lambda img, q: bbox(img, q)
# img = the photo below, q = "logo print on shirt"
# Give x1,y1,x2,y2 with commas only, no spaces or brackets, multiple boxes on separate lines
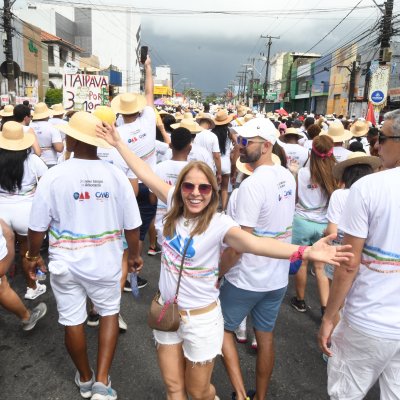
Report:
73,192,90,200
307,184,318,190
166,234,195,258
95,192,110,201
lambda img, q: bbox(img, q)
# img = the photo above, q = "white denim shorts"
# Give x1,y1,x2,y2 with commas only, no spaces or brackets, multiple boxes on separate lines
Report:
153,301,224,363
0,201,32,236
50,268,120,326
328,319,400,400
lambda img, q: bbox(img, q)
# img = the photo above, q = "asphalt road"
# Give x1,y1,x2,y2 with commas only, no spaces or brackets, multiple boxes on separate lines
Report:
0,243,379,400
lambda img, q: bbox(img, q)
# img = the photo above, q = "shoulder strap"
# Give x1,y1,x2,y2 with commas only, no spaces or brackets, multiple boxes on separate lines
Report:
174,236,193,299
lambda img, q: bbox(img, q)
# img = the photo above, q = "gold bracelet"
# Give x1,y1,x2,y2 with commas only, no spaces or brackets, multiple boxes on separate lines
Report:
25,251,40,261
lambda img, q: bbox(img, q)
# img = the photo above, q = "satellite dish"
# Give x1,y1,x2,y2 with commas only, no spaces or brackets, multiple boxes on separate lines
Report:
0,61,21,79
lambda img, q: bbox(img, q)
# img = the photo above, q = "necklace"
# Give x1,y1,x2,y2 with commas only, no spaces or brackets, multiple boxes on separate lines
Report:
183,216,198,227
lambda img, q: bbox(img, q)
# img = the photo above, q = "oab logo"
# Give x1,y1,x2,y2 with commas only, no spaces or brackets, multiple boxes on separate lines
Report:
73,192,90,201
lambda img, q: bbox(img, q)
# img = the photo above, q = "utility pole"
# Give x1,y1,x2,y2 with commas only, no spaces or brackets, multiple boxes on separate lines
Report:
3,0,16,93
249,58,255,109
260,35,280,112
379,0,394,63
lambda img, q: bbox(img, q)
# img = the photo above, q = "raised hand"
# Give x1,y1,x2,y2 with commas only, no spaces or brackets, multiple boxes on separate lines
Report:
96,122,121,147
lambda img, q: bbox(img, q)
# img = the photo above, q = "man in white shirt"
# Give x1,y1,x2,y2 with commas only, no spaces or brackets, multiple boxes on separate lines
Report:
319,109,400,400
219,118,296,400
26,111,142,400
0,219,47,331
111,55,156,290
150,127,191,244
277,127,309,167
321,122,352,162
13,104,41,156
195,113,222,182
31,102,64,167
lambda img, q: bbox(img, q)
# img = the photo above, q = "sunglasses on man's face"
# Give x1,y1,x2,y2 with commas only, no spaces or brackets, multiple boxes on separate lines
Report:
181,182,212,195
236,136,264,147
378,130,400,144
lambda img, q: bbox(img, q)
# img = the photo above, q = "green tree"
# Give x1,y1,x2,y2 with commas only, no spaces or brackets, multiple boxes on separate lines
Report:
205,92,218,104
45,88,63,106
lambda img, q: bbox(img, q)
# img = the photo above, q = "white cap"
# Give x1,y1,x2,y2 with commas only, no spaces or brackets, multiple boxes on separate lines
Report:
234,117,278,144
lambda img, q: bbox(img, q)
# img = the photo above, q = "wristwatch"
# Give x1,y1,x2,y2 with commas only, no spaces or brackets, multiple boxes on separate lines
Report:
25,251,40,261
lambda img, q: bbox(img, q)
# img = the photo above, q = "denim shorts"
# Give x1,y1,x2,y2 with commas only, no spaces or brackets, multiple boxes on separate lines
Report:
292,214,327,246
153,302,224,363
137,183,157,241
220,279,287,332
50,268,120,326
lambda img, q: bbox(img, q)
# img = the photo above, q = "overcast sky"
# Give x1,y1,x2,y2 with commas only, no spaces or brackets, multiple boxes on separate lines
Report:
16,0,400,94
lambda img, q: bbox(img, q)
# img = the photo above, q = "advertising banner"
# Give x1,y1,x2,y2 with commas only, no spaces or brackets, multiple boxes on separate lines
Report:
63,74,109,111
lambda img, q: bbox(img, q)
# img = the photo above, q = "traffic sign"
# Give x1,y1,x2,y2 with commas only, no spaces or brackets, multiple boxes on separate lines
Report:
370,90,385,104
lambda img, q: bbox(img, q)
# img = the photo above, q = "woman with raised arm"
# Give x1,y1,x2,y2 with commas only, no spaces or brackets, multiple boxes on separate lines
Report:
96,122,352,400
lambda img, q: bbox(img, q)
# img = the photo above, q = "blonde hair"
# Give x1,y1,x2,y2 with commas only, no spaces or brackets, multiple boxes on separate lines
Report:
310,135,338,199
163,161,219,238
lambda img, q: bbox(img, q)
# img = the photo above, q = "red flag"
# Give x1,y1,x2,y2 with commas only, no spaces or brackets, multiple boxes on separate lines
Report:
366,102,376,126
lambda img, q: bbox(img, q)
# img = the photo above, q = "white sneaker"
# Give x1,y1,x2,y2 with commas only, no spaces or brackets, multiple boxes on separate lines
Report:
251,335,258,350
24,282,47,300
234,327,247,343
118,314,127,332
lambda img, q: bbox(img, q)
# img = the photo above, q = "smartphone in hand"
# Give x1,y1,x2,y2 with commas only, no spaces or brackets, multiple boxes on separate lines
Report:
140,46,148,64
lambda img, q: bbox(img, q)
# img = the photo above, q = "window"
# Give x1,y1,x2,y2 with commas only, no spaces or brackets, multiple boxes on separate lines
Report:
48,46,54,66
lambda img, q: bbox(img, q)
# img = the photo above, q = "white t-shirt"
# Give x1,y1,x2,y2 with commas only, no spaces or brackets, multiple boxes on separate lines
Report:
158,187,238,309
0,154,48,204
333,146,352,163
117,106,156,170
295,166,328,223
0,226,6,260
29,158,142,285
165,143,214,170
226,188,239,220
153,160,188,237
48,117,67,142
30,120,63,166
225,165,296,292
193,130,220,155
339,168,400,340
277,139,309,167
155,140,170,164
97,148,136,179
326,189,349,225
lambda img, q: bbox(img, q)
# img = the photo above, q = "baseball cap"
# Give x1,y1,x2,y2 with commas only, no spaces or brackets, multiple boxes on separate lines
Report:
234,117,278,144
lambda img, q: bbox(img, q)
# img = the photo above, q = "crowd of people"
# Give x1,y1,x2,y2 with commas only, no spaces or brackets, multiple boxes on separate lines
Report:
0,54,399,400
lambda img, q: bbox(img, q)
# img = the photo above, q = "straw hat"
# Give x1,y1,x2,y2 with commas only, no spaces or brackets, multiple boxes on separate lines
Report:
332,152,381,180
32,102,51,120
244,114,254,123
350,120,369,137
0,121,35,150
170,118,203,133
93,106,116,125
237,105,247,118
0,105,14,117
282,127,304,139
51,103,66,116
214,110,234,126
322,122,352,143
196,112,215,129
236,154,281,175
57,111,111,148
111,93,146,115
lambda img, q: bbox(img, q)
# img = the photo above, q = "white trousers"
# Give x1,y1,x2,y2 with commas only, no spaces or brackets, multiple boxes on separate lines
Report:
328,320,400,400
